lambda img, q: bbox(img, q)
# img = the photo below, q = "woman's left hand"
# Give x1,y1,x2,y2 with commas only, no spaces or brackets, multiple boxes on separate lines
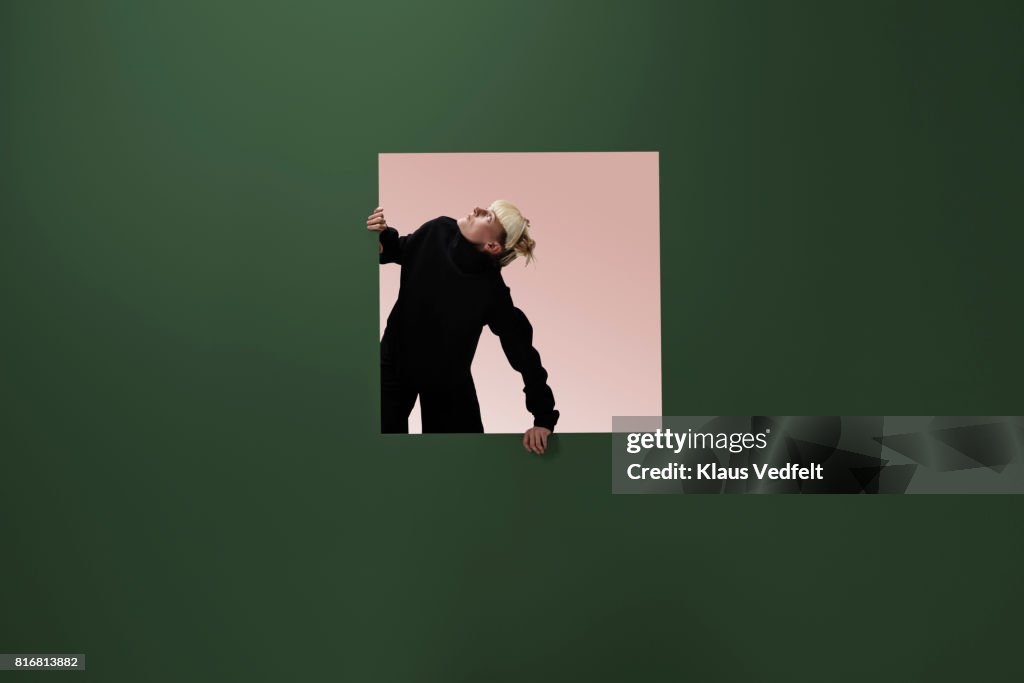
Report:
523,427,551,455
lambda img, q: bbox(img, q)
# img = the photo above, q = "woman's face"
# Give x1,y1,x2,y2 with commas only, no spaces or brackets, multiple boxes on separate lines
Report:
457,206,504,253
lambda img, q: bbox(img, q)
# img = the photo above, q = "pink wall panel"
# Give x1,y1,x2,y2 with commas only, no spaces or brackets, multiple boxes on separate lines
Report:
379,152,661,433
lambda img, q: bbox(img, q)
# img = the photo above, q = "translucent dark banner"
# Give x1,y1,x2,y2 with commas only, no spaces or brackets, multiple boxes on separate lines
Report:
612,417,1024,494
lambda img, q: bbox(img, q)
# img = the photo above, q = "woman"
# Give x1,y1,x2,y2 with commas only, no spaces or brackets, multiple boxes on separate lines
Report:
368,200,558,454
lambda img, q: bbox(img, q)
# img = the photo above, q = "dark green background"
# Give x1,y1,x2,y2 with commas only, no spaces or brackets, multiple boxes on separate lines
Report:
2,1,1021,680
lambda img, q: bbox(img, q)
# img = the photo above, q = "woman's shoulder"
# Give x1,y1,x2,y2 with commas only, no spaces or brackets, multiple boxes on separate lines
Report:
407,216,455,230
488,271,513,301
413,216,456,237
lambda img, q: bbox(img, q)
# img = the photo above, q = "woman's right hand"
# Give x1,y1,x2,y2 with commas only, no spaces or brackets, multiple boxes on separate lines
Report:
367,206,388,232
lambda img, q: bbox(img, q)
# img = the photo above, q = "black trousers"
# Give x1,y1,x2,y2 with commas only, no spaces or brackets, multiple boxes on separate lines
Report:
381,353,484,434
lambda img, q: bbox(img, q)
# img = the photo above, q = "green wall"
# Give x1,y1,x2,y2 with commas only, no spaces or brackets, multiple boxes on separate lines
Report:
2,1,1022,680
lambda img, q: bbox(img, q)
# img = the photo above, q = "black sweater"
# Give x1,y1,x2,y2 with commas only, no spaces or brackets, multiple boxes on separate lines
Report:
379,216,559,431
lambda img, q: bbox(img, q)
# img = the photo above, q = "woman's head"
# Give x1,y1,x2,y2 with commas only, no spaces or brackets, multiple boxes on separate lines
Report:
456,199,536,267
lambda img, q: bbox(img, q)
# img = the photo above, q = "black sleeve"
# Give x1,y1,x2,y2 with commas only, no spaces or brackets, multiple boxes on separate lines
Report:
378,220,433,265
378,227,403,264
486,285,560,431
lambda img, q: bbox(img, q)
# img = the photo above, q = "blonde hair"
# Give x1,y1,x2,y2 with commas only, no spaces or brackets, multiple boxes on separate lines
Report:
489,199,536,267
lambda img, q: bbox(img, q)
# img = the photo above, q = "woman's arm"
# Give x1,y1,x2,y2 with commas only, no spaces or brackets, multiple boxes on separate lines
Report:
366,207,431,265
378,226,405,264
486,285,560,439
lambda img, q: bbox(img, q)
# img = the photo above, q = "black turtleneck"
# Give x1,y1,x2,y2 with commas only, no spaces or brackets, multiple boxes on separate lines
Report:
379,216,559,431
